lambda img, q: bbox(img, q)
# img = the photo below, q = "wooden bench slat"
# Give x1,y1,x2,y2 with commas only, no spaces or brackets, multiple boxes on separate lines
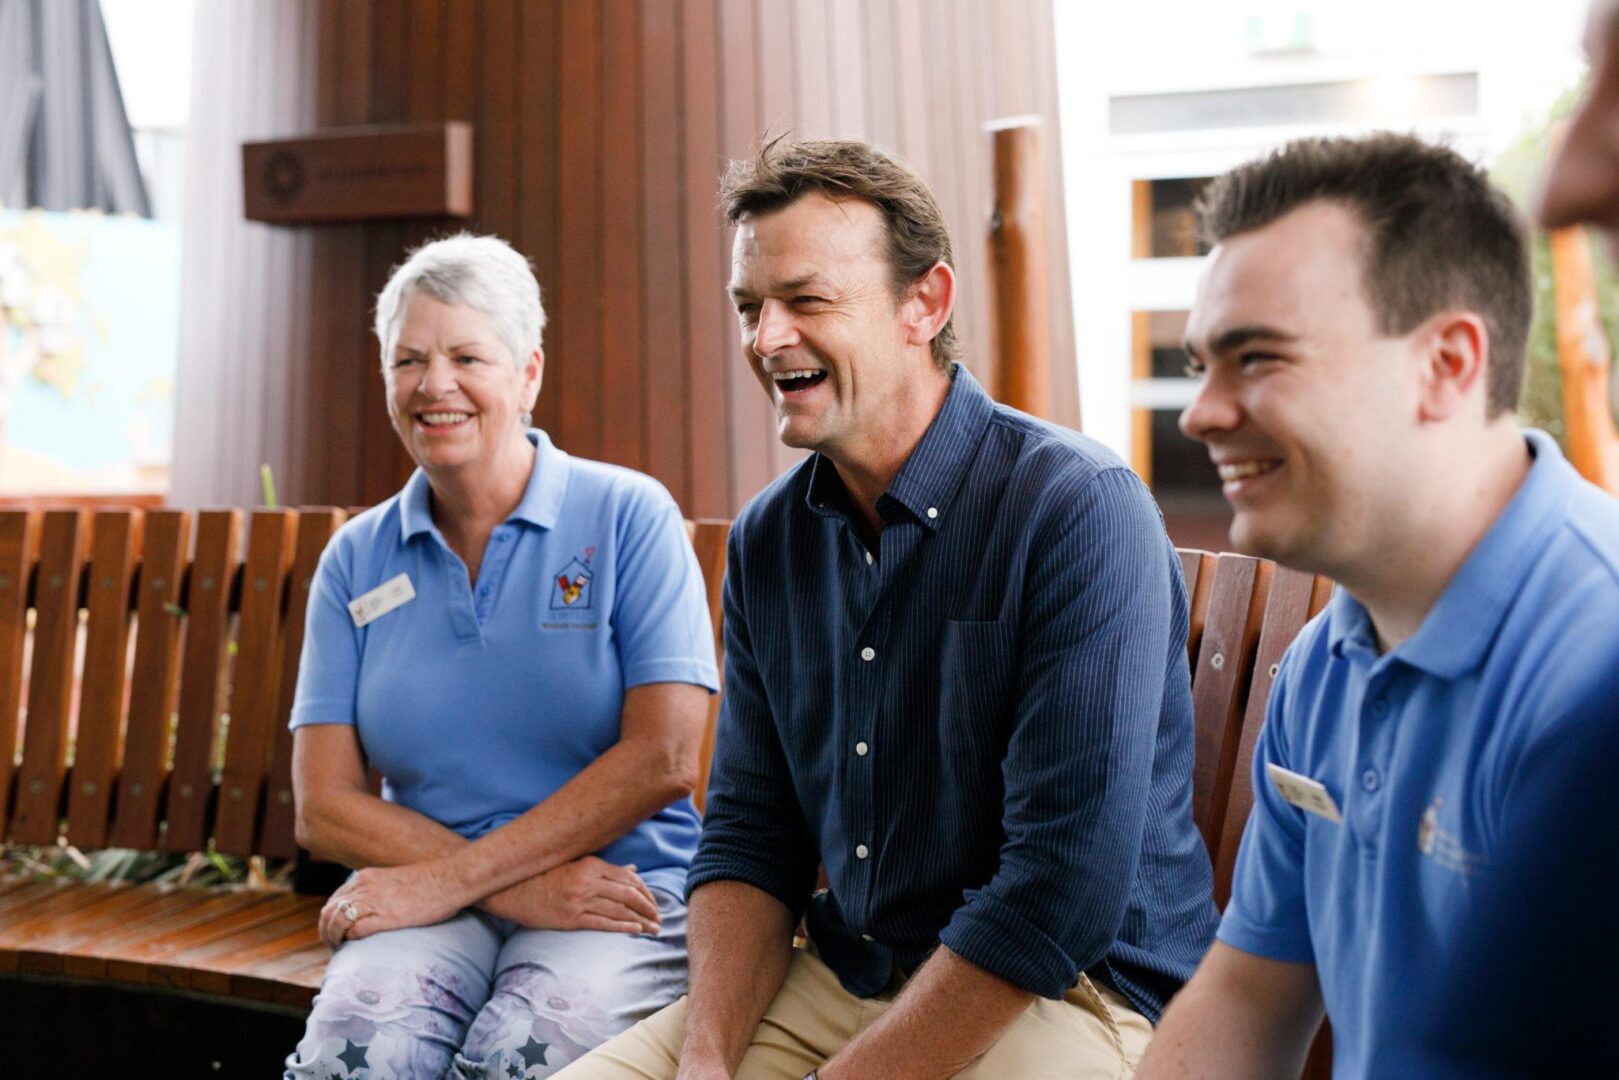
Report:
690,519,728,814
271,955,331,1008
146,903,322,992
177,915,324,996
0,880,64,916
0,883,165,972
1212,565,1321,908
1188,552,1273,854
215,511,298,856
0,879,120,932
65,511,143,848
101,891,291,984
58,888,274,979
164,510,241,852
12,510,89,844
12,886,217,976
229,939,332,1003
0,510,40,835
110,510,191,849
261,509,346,858
1179,548,1215,667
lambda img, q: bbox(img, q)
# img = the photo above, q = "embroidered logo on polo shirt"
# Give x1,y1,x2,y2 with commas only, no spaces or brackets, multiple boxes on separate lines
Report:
1417,798,1484,877
549,547,596,610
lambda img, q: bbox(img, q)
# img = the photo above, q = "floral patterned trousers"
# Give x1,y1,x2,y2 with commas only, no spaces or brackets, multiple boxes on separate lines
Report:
285,889,688,1079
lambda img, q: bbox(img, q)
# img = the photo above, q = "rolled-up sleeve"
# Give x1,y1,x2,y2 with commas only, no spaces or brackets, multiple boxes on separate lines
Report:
938,467,1180,997
685,527,820,916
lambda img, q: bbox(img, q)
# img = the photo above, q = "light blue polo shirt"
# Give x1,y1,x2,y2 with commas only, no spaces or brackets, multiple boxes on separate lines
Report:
1219,430,1619,1079
290,429,719,897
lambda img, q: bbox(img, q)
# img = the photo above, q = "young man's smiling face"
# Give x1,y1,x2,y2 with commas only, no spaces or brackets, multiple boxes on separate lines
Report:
728,192,924,459
1179,200,1422,574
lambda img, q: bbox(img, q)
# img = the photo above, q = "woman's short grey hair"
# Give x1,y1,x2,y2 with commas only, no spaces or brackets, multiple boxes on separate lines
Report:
374,233,546,370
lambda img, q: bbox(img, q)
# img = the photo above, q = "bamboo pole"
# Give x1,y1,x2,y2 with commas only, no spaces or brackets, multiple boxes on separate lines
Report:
1547,224,1619,494
987,117,1053,420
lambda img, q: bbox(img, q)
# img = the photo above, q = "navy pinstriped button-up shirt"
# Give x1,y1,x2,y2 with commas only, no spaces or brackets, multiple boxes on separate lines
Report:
687,366,1218,1018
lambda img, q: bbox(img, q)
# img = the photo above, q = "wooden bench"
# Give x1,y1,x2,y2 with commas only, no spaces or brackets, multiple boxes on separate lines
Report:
0,507,1329,1074
0,507,730,1073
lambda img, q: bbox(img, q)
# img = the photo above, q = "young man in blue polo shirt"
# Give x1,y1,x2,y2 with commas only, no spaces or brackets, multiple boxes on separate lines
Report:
1138,134,1619,1078
1416,4,1619,1073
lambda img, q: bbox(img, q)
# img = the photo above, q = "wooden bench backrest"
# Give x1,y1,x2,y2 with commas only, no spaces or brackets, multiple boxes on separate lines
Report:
1176,548,1333,907
0,508,730,860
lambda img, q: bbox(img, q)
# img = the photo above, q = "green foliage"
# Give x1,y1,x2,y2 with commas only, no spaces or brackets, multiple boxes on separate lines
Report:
1491,78,1619,449
0,841,291,889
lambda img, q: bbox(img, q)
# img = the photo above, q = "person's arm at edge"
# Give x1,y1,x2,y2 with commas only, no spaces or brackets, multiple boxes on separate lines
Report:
1136,943,1322,1080
675,881,798,1079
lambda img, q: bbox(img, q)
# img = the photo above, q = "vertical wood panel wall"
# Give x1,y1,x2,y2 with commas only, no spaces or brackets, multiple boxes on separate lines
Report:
179,0,1074,517
170,1,319,509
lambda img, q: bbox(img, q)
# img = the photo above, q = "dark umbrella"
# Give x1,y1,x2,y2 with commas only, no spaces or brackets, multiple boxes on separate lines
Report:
0,0,150,216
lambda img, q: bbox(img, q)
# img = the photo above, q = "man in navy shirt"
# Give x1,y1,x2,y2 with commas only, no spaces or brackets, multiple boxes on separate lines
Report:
561,140,1217,1078
1139,134,1619,1078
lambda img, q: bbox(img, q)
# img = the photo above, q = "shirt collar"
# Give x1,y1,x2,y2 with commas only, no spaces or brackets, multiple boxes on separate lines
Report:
1327,429,1575,678
803,363,995,530
399,428,570,542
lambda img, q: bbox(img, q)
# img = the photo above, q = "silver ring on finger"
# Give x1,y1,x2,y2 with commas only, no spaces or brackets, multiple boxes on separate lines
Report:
338,899,361,922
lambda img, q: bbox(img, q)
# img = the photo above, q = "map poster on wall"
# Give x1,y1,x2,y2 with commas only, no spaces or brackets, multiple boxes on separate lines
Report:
0,208,180,495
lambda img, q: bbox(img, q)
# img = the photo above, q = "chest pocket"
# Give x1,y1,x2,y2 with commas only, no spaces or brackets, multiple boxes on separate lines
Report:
937,619,1017,763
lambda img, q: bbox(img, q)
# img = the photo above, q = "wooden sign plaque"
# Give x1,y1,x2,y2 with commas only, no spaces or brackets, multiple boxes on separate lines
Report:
242,122,473,224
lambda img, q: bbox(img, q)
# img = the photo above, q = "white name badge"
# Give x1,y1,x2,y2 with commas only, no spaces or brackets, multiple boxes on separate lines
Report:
348,573,416,628
1266,763,1343,824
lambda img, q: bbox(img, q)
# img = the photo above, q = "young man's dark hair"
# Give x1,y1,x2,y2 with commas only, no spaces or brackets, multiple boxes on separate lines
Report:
1198,133,1532,416
719,135,960,369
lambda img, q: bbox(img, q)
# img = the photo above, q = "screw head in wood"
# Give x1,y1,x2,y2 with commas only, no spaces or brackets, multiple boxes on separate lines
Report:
1210,652,1225,670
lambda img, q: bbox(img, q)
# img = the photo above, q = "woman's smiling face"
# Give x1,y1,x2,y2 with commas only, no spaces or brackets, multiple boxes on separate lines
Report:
386,293,540,474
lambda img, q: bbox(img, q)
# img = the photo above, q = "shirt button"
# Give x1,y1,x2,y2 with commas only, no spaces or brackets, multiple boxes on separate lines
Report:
861,933,875,941
1361,767,1380,791
855,844,869,860
855,741,869,756
865,550,873,565
860,646,875,662
926,507,938,520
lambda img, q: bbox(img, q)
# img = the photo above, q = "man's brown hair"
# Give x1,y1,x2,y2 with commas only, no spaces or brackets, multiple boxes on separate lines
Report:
1198,133,1532,416
720,135,960,369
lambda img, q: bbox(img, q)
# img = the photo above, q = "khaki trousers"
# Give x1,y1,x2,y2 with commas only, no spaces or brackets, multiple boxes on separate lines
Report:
553,944,1153,1080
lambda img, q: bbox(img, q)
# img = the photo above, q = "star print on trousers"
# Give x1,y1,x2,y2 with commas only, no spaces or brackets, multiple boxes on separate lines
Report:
517,1036,549,1069
337,1038,370,1074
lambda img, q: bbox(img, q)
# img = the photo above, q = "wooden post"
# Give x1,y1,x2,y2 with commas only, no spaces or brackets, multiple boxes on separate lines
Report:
1547,225,1619,494
987,118,1054,420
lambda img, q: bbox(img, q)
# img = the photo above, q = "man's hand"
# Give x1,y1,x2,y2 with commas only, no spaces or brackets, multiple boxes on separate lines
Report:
318,860,466,948
482,856,661,935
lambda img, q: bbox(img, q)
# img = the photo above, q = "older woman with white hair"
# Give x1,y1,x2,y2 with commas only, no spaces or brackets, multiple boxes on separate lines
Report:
284,234,717,1079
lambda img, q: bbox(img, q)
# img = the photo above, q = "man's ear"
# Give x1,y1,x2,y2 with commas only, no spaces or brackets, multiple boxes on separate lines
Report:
1416,312,1489,422
902,261,956,352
